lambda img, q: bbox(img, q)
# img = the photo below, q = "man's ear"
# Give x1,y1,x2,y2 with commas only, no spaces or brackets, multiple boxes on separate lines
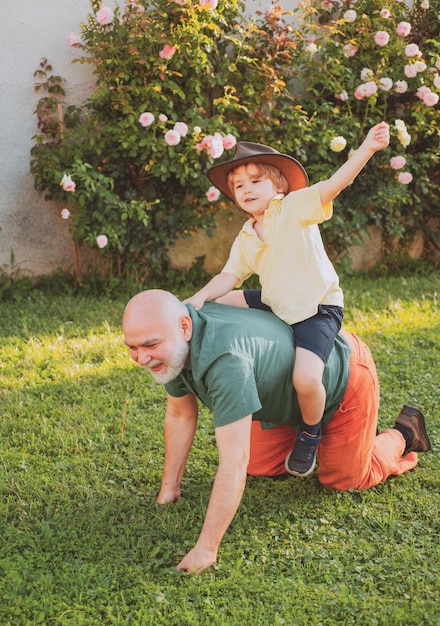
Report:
179,315,193,341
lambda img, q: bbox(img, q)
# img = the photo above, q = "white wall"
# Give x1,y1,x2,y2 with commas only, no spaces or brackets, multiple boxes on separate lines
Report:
0,1,96,275
0,0,276,277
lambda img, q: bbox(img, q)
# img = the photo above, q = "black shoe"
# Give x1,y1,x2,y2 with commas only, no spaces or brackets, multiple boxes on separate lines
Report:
285,432,320,477
395,404,432,454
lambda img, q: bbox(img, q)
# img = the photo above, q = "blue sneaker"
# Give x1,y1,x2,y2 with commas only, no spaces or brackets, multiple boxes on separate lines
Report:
285,431,320,477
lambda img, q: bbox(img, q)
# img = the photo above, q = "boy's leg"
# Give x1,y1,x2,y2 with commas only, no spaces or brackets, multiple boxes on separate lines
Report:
215,290,249,307
293,348,326,427
216,289,271,309
285,348,324,477
285,306,343,477
292,348,326,429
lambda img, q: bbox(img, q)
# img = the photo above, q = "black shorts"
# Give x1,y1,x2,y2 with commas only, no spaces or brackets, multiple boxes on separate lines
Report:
243,289,343,364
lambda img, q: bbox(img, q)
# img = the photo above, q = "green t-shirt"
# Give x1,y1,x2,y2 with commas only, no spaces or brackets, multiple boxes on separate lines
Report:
165,303,351,429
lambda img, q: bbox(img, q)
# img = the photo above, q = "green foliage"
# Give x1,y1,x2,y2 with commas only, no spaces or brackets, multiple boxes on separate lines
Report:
282,0,440,259
30,0,439,280
0,270,439,624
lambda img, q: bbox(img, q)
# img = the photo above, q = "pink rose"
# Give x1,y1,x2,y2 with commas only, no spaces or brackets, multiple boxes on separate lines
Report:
390,156,406,170
60,174,76,192
405,43,420,58
364,81,377,97
206,186,220,202
335,90,349,101
61,208,71,219
343,9,357,22
96,235,109,248
379,77,393,91
139,112,155,127
404,64,418,78
197,134,225,159
67,33,81,47
380,8,390,18
208,134,224,159
414,61,426,73
158,114,168,122
417,86,431,100
199,0,218,9
374,31,390,46
360,68,374,81
174,121,188,137
354,81,377,100
423,91,439,106
222,134,237,150
394,80,408,94
159,45,176,61
96,6,114,25
434,76,440,89
305,43,318,55
164,129,181,146
397,172,413,185
396,21,411,37
343,44,358,58
208,133,225,159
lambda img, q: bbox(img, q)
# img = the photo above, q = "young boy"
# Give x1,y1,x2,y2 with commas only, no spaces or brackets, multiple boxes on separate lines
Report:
185,122,390,478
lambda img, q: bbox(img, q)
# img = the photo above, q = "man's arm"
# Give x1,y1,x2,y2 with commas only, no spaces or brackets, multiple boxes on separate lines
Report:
156,393,199,504
318,121,390,207
176,414,252,573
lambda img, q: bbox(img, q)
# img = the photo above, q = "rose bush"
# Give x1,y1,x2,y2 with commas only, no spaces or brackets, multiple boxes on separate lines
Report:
278,0,440,260
30,0,439,279
31,0,307,278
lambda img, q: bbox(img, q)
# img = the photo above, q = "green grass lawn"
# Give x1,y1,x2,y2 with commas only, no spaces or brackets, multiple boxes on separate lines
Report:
0,269,439,625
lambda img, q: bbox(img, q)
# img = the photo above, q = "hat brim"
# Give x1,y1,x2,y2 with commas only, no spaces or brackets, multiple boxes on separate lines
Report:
207,152,308,201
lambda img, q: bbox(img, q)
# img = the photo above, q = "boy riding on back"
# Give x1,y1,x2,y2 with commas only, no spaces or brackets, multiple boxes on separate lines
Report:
185,122,390,478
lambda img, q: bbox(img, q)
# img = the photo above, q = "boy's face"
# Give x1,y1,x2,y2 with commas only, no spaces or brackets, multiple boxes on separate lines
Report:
230,164,280,218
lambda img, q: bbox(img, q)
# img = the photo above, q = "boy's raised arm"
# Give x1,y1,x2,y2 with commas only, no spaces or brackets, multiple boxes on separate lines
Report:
318,122,390,207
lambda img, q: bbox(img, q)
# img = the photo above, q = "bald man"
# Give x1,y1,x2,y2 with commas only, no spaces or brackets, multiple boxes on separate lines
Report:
122,289,431,573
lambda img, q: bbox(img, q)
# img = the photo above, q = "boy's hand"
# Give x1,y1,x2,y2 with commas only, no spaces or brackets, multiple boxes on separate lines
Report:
364,121,390,152
182,294,206,310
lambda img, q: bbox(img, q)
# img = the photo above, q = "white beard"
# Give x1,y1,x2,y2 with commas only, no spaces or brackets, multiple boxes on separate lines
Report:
147,336,189,384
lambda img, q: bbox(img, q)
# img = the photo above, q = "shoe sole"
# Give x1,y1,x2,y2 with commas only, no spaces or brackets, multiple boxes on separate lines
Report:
284,452,316,477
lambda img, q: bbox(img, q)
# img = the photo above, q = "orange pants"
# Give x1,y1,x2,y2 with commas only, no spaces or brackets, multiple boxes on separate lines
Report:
247,331,418,490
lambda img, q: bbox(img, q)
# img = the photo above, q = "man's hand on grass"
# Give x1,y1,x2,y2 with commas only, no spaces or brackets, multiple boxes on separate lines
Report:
156,486,181,504
176,544,218,574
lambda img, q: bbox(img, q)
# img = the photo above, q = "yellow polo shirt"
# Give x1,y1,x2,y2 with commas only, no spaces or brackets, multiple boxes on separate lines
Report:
222,183,344,325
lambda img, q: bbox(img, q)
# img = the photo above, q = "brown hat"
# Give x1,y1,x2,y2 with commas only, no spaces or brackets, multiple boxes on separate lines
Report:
207,141,308,201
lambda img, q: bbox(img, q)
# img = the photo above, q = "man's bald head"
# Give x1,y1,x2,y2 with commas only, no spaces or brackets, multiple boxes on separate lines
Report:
122,289,192,384
123,289,188,329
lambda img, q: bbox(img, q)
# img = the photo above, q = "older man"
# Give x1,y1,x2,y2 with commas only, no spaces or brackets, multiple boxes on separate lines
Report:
122,289,431,573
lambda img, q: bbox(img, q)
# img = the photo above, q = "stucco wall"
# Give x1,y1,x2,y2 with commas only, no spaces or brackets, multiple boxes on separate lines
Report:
0,1,100,275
